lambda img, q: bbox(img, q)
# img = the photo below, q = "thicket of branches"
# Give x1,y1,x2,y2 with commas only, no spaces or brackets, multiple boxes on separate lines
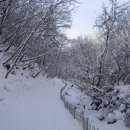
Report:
0,0,77,78
57,0,130,88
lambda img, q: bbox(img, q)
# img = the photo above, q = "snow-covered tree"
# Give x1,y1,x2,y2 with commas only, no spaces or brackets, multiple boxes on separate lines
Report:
0,0,78,78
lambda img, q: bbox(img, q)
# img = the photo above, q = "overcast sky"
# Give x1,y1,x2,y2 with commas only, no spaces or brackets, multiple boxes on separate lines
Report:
66,0,128,39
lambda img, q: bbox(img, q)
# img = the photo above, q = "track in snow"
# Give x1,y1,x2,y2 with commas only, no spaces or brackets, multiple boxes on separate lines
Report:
0,77,82,130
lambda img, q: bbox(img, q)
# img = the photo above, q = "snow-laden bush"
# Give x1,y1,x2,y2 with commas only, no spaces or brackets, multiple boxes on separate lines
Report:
89,85,130,125
107,113,117,124
62,84,130,127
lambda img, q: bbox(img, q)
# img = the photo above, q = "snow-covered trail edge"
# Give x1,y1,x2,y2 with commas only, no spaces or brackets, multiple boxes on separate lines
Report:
0,76,82,130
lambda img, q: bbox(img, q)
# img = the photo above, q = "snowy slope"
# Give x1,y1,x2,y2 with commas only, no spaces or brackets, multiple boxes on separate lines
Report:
0,53,82,130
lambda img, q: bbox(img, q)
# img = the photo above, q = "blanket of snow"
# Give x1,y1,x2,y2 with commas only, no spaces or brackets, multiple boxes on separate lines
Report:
62,84,130,130
0,54,82,130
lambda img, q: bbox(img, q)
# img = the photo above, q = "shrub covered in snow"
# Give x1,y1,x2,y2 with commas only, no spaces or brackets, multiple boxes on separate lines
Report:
107,113,117,124
61,84,130,128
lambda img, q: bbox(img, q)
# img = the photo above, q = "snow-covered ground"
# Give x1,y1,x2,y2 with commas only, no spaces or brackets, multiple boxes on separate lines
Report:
0,52,129,130
62,84,130,130
0,56,82,130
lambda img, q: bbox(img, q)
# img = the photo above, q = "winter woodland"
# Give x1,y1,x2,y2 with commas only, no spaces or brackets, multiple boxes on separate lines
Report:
0,0,130,129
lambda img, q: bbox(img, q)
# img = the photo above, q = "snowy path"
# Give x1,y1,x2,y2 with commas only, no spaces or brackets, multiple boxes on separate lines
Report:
0,77,82,130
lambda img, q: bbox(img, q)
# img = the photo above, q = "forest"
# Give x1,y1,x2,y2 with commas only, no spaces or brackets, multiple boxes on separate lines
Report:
0,0,130,129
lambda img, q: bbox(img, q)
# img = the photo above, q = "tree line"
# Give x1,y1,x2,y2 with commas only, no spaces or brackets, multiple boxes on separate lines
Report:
1,0,130,94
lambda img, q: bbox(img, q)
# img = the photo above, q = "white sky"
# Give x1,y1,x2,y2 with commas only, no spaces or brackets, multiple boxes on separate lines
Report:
66,0,128,39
